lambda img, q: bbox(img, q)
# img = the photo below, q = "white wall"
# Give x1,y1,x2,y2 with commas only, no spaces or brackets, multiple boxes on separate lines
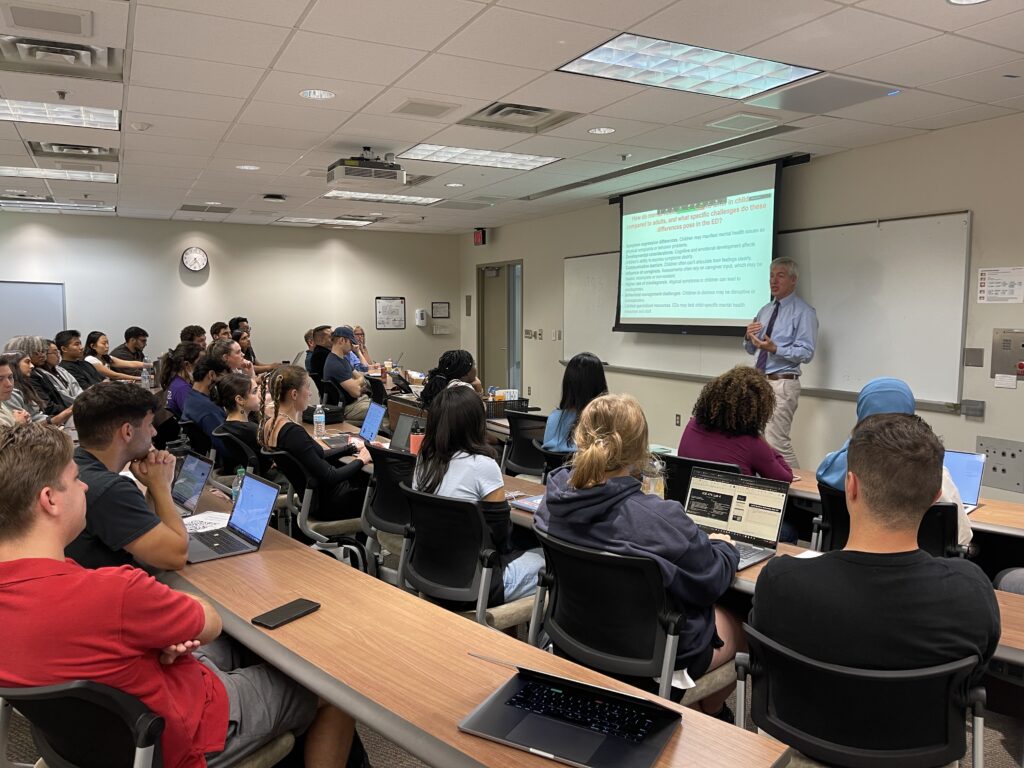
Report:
460,112,1024,500
0,215,461,372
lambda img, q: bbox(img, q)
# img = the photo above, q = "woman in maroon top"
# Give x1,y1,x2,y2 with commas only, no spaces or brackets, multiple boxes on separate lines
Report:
677,365,792,482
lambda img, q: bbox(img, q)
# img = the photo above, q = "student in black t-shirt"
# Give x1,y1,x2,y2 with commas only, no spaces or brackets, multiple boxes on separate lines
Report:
307,325,332,380
109,326,149,374
750,413,1000,690
55,330,105,390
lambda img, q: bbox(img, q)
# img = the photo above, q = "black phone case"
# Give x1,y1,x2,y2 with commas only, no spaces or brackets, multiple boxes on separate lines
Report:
251,598,320,629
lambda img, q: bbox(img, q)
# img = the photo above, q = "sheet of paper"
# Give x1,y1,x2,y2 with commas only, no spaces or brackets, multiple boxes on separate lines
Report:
995,374,1018,390
794,549,825,559
977,267,1024,303
184,512,230,533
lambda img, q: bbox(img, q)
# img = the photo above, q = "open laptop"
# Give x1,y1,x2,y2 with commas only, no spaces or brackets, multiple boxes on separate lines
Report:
172,452,214,516
186,472,280,564
359,401,386,442
390,412,426,452
459,661,679,768
944,449,986,512
683,467,790,570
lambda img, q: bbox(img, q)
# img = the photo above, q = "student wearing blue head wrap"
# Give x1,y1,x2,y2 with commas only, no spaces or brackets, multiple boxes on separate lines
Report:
816,377,972,546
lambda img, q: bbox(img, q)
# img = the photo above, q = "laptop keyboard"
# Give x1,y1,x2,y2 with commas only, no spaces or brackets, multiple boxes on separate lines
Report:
733,541,763,561
507,681,655,743
192,530,249,555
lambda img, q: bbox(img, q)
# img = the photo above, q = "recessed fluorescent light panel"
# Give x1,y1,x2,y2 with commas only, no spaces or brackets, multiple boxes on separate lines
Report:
277,217,373,227
323,190,442,206
0,98,120,129
0,200,115,212
300,89,336,100
0,166,117,182
398,144,560,170
559,34,820,100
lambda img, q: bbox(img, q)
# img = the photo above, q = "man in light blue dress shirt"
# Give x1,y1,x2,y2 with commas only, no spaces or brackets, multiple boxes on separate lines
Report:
743,257,818,468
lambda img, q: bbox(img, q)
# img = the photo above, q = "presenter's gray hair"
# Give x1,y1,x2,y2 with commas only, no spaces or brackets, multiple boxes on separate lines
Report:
771,257,799,279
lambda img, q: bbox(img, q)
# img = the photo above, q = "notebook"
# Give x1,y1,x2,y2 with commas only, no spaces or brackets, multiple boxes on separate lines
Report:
390,412,426,452
186,472,280,564
944,449,986,512
459,659,680,768
683,467,790,571
359,401,387,442
172,452,214,515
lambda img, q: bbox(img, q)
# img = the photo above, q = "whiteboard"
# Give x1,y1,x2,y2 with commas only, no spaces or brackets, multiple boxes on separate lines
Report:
563,212,971,404
0,281,66,343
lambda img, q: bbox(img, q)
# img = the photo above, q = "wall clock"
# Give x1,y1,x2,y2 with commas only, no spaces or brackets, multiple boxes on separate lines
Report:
182,246,209,272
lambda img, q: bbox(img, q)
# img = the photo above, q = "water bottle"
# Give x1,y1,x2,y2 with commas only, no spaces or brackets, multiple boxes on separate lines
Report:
139,366,151,389
313,403,326,439
231,467,246,502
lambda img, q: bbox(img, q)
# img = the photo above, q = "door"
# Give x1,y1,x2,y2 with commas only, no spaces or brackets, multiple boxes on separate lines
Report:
477,262,523,392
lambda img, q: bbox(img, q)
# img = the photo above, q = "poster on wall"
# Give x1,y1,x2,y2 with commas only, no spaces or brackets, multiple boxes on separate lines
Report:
375,296,406,330
977,267,1024,303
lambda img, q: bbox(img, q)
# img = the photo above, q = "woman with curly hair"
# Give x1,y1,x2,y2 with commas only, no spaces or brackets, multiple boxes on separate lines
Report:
419,349,482,409
677,365,793,482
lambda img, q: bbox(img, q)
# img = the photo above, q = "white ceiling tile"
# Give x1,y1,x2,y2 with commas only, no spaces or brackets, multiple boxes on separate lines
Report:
201,158,295,175
595,89,725,123
117,210,175,219
0,72,122,110
276,32,426,85
119,164,202,181
172,211,230,221
900,103,1016,130
122,150,209,169
677,104,809,131
959,10,1024,52
572,143,670,165
501,72,644,113
925,59,1024,101
130,52,264,98
329,113,446,146
540,158,622,178
503,135,608,159
657,155,736,175
994,93,1024,110
0,0,130,48
396,54,542,100
139,0,308,27
786,118,925,148
856,0,1024,32
123,134,219,156
828,89,976,124
409,166,523,191
224,124,327,150
773,140,845,158
124,112,230,141
632,0,839,53
133,6,290,68
543,115,664,143
840,34,1022,87
213,144,307,164
471,170,599,198
498,0,674,29
0,123,21,141
238,102,353,133
744,8,941,71
361,88,490,125
251,71,384,112
119,176,195,191
0,139,29,156
126,86,245,123
420,124,524,150
302,0,483,49
628,125,732,151
439,7,613,69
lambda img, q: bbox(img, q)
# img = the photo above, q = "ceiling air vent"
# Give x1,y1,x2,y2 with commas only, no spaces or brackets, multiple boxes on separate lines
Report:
404,174,433,187
458,102,582,134
706,113,778,133
301,168,327,179
1,3,92,36
0,191,50,202
28,141,118,161
468,195,507,205
179,204,236,214
392,99,459,119
434,201,491,211
0,36,123,81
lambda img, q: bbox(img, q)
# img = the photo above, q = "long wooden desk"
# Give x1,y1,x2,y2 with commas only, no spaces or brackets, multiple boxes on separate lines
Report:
169,530,787,768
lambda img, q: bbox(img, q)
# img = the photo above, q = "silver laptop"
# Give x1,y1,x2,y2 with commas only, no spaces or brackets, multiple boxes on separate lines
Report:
683,467,790,570
944,449,986,512
359,401,387,442
172,452,214,515
186,472,279,563
389,412,426,452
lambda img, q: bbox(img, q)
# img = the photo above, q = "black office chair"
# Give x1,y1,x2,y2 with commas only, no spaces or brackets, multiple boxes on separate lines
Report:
320,379,343,407
366,376,387,406
212,423,258,475
735,624,986,768
151,409,182,452
360,444,415,579
501,409,547,477
531,439,573,485
815,483,966,557
662,454,740,505
308,372,324,402
177,419,213,460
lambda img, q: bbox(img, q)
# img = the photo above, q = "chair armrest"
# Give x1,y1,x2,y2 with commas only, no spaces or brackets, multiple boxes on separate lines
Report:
967,685,986,719
657,608,684,636
811,514,826,533
136,711,165,748
479,548,499,569
402,523,415,540
735,651,751,681
537,567,554,590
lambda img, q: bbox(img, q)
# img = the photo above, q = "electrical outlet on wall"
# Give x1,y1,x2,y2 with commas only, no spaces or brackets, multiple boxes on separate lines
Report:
527,386,532,396
675,413,681,427
537,329,543,340
976,436,1024,493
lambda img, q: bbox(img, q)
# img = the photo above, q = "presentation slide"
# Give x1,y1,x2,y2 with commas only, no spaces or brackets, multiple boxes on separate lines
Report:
616,163,778,334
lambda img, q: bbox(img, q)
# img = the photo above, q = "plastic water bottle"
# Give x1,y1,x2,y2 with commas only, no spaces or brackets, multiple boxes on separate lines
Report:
231,467,246,502
313,403,326,439
139,366,151,389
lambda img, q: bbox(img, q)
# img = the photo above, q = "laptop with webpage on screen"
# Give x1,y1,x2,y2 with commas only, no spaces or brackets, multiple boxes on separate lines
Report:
186,472,280,564
943,450,986,512
359,401,387,443
683,467,790,570
172,452,214,515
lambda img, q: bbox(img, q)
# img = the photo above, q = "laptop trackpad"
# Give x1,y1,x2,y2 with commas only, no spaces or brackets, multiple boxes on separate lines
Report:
507,715,604,763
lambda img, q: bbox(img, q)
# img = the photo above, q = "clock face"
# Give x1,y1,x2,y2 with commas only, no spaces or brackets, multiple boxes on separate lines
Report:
182,246,209,272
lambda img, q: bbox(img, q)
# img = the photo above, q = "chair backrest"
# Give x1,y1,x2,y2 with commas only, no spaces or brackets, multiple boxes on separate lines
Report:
212,423,258,475
177,419,212,458
261,446,318,540
309,372,324,401
364,444,416,534
503,409,547,476
366,376,387,406
743,623,979,767
321,379,343,407
0,681,165,768
151,411,180,451
662,454,741,505
531,439,573,484
534,529,681,680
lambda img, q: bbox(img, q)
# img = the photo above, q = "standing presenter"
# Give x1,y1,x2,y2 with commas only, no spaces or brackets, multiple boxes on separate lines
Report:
744,257,818,468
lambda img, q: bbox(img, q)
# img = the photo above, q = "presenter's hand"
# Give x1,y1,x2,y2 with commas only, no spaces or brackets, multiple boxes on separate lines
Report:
749,334,778,354
745,321,763,340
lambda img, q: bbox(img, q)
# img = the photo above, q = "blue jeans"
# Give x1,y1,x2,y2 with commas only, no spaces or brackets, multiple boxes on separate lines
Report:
503,548,545,602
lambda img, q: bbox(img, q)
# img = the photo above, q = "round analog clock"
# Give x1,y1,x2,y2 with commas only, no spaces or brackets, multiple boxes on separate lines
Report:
181,246,209,272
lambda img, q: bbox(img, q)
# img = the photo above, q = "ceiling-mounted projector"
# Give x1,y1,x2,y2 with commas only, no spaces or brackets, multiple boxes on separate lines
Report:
327,147,407,189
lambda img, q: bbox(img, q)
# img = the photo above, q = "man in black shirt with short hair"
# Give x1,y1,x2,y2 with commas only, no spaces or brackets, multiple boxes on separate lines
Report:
110,326,148,373
55,329,104,390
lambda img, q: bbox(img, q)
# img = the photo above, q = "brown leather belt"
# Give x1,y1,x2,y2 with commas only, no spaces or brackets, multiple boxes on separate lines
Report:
767,373,799,381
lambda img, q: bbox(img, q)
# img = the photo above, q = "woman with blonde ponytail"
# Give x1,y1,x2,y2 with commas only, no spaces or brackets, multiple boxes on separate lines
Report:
536,393,744,721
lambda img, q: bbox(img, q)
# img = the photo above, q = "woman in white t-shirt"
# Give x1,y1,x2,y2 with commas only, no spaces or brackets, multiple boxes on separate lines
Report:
412,384,543,603
84,331,141,383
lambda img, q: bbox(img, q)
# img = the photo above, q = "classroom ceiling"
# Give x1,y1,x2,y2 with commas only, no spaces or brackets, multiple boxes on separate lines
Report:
0,0,1022,233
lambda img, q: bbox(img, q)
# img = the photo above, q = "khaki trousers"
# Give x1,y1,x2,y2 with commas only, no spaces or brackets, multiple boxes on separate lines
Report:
766,377,801,469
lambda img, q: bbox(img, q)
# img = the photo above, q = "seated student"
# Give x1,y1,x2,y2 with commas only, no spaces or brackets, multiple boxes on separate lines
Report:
215,373,274,477
751,413,1000,694
303,328,316,370
6,336,81,408
412,385,543,604
159,342,204,417
84,331,142,383
56,329,105,390
207,338,255,378
353,325,375,366
323,327,371,426
232,329,275,375
0,356,31,427
181,356,230,455
1,352,73,425
65,382,189,571
0,421,362,768
308,325,332,378
260,365,371,521
210,321,231,342
536,393,742,719
109,326,150,373
338,325,369,373
180,323,207,347
817,377,972,546
542,351,607,453
419,349,483,409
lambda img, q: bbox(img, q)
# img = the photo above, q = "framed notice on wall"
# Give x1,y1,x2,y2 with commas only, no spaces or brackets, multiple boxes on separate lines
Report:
375,296,406,330
431,301,450,319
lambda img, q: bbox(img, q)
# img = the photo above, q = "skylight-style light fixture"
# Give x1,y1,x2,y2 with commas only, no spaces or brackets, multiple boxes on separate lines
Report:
398,144,560,170
323,190,442,205
300,89,336,100
559,34,820,100
588,127,616,135
277,217,373,226
0,99,120,130
235,164,260,171
0,166,116,182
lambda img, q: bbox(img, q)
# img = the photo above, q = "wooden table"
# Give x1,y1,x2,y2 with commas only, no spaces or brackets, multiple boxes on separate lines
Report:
169,530,788,768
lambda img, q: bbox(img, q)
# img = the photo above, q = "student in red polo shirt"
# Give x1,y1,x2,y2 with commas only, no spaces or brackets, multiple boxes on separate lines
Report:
0,422,364,768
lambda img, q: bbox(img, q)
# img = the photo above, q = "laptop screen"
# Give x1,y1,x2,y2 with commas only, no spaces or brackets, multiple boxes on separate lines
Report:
359,401,387,442
390,413,426,452
172,453,213,512
228,473,279,544
944,450,985,507
684,468,789,546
